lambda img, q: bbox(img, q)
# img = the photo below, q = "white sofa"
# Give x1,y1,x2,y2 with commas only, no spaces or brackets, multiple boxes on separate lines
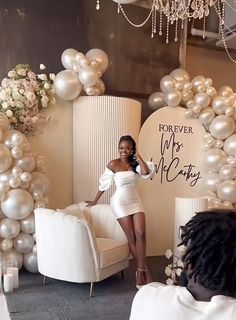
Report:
34,202,129,296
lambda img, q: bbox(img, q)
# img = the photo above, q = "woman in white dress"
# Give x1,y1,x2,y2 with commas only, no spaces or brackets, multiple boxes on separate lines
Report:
86,135,154,288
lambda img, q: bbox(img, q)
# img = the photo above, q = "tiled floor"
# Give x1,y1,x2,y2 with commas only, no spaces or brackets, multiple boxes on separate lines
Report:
0,289,11,320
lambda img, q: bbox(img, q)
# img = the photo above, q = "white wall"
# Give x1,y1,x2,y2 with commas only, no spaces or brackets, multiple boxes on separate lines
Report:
28,98,73,209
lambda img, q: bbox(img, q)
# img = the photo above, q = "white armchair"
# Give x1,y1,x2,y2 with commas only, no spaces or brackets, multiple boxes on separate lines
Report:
34,202,129,296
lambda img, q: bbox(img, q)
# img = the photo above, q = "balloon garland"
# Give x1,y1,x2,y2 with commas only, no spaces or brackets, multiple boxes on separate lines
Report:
148,68,236,209
54,48,109,100
0,113,49,273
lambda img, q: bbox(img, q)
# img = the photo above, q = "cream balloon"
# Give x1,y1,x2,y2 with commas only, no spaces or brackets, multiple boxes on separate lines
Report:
79,66,99,87
206,86,217,97
209,115,235,140
219,164,236,180
11,146,23,159
192,76,205,92
204,172,222,192
61,48,79,70
20,172,32,183
222,201,234,209
14,232,34,253
148,92,165,110
1,189,34,220
32,190,43,201
11,132,24,146
225,106,235,117
198,107,215,125
224,134,236,156
20,213,35,234
160,75,176,93
29,172,50,195
212,96,226,115
0,143,12,173
164,89,181,107
12,166,23,176
218,86,233,97
214,140,224,149
85,49,109,73
205,148,227,172
183,82,192,91
54,70,82,101
170,68,190,83
194,92,210,109
0,238,13,251
217,180,236,203
94,79,105,95
23,251,38,273
2,249,23,271
9,176,21,188
0,218,20,239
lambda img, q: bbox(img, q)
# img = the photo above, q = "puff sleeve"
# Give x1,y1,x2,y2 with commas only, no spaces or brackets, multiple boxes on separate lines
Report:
136,161,155,180
98,167,115,191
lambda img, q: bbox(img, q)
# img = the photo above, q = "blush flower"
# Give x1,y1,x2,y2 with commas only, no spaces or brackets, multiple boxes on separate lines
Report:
0,63,55,135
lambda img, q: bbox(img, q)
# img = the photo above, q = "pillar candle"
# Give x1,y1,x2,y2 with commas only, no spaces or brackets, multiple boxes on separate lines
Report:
3,274,13,293
6,267,19,289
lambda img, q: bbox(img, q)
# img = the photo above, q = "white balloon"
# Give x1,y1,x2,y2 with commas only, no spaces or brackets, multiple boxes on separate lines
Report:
9,176,21,188
164,89,181,107
224,134,236,156
160,75,176,93
20,172,32,183
14,232,34,253
79,66,99,87
198,107,215,125
24,251,38,273
148,92,165,110
11,132,24,146
0,218,20,239
61,48,78,70
218,86,233,97
85,49,109,73
20,213,35,234
192,76,205,92
209,115,235,140
205,148,227,172
12,166,23,176
212,96,226,115
11,146,23,159
219,164,236,180
217,180,236,203
1,189,34,220
170,68,190,83
54,70,82,101
0,238,13,251
204,172,222,192
194,92,210,109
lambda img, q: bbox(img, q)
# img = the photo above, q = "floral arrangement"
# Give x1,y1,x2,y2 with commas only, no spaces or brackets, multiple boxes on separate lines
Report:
0,63,56,135
164,248,185,285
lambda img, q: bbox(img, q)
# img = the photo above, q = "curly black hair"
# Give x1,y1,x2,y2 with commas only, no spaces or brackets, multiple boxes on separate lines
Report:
179,209,236,297
119,135,138,173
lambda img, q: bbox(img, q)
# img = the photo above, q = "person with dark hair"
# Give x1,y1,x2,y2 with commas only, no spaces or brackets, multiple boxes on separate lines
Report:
129,209,236,319
86,135,155,288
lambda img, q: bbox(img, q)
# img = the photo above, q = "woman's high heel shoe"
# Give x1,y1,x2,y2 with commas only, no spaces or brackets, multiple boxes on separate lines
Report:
136,267,146,290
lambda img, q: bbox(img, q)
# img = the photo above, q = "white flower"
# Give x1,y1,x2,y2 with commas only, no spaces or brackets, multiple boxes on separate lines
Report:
2,102,8,109
176,268,183,277
8,71,16,78
25,92,36,102
41,96,49,108
17,68,27,76
49,73,56,81
43,82,51,90
165,249,173,259
37,74,47,81
39,64,46,70
165,266,172,277
166,278,174,285
6,110,13,117
19,89,24,94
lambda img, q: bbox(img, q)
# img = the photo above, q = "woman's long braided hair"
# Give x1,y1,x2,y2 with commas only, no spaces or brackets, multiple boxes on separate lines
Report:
179,209,236,297
119,135,138,173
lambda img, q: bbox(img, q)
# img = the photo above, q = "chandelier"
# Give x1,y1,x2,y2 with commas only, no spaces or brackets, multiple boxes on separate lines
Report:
95,0,236,64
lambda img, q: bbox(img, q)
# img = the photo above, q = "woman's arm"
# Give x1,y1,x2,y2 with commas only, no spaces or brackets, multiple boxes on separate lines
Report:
86,190,104,206
135,152,149,175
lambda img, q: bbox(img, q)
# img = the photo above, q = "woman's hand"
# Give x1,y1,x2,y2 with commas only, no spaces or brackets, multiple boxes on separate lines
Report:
85,200,97,207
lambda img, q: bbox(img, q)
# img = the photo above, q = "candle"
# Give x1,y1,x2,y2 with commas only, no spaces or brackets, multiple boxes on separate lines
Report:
3,274,13,293
6,267,19,289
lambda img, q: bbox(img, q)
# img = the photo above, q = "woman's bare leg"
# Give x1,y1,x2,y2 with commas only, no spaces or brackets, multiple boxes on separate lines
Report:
118,216,137,259
133,212,152,284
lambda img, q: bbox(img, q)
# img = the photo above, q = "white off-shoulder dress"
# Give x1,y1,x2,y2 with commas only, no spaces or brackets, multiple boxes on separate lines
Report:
99,162,155,219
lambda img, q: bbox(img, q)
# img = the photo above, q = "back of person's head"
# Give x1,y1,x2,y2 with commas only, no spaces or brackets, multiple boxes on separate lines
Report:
180,209,236,297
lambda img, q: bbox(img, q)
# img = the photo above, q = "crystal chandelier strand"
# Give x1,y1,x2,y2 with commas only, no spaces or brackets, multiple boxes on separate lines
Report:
118,4,153,28
214,3,236,64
